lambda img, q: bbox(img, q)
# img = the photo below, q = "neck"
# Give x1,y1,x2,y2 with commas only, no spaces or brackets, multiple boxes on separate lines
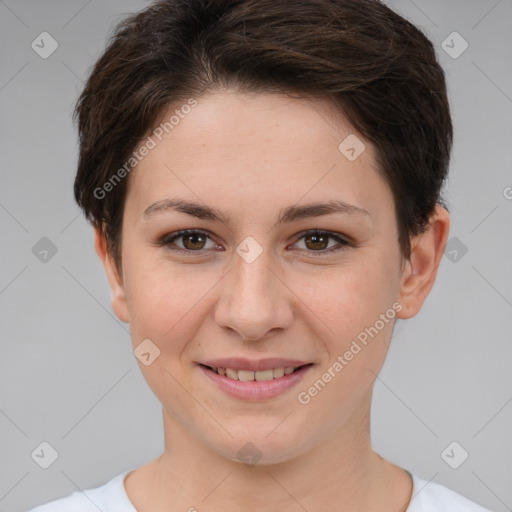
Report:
126,392,412,512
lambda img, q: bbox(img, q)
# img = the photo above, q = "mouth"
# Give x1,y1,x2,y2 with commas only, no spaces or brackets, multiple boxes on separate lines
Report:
202,364,308,381
198,360,314,400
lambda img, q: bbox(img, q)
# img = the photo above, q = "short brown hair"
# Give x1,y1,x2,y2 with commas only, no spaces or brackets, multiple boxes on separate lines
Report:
73,0,453,269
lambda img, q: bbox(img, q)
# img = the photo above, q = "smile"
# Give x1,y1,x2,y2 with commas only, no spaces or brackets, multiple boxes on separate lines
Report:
210,366,300,381
199,361,313,400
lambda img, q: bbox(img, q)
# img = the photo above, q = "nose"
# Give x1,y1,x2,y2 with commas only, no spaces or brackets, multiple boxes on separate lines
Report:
214,250,294,341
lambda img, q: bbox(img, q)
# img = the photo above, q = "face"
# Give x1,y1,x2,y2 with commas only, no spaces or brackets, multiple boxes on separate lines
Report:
97,89,447,465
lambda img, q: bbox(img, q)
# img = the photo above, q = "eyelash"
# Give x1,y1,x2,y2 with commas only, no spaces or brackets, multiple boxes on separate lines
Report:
159,229,352,257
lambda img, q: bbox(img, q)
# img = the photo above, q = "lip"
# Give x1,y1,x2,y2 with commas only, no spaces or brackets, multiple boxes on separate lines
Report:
198,361,313,401
201,357,309,372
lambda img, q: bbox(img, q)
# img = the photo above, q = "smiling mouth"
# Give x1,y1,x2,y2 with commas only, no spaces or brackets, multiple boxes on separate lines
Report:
201,364,312,381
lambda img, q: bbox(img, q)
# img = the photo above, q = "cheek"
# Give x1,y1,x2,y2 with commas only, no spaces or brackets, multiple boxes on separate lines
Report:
121,258,207,410
122,252,218,350
300,256,399,347
294,260,400,423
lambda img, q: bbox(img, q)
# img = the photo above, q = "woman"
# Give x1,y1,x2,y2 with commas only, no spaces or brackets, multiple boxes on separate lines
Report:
29,0,494,510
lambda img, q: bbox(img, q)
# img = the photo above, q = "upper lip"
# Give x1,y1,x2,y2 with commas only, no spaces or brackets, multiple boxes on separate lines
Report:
201,358,311,372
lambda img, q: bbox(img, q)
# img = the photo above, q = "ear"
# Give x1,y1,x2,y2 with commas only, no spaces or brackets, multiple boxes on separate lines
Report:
94,226,130,323
396,204,450,319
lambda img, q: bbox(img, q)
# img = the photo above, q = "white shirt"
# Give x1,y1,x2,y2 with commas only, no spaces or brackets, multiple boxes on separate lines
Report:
28,468,495,512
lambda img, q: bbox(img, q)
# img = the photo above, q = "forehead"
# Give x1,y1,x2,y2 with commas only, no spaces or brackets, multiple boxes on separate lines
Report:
124,90,392,222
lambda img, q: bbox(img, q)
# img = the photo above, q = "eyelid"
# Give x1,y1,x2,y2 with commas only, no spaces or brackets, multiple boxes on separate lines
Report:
160,229,219,255
159,228,353,256
292,229,353,249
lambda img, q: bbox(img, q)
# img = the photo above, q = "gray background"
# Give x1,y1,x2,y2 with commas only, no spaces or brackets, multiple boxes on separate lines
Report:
0,1,511,511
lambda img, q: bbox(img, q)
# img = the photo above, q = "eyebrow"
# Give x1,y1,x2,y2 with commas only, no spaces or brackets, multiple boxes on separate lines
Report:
142,198,370,226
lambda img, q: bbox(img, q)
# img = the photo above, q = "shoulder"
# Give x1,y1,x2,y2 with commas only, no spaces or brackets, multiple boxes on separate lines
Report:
408,474,495,512
28,490,95,512
27,469,136,512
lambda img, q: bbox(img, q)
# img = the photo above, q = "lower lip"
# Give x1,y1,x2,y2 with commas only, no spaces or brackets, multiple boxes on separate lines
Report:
199,364,312,400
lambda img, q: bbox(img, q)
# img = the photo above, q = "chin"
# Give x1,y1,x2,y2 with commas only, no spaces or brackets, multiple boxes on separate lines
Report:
209,423,312,467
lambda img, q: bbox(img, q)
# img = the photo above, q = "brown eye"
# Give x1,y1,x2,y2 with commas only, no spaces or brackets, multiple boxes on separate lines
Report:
292,230,351,255
161,229,217,254
180,232,207,250
304,232,330,251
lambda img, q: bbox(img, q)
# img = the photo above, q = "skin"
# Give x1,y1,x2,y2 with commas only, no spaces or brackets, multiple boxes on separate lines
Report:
95,89,450,512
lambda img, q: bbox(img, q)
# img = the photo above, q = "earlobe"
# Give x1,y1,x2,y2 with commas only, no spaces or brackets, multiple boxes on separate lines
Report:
396,204,450,319
93,227,130,323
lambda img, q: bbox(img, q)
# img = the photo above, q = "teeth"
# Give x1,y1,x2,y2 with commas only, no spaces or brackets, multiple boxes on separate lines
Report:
213,366,301,381
238,370,254,381
273,367,285,378
255,369,274,381
226,368,238,380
